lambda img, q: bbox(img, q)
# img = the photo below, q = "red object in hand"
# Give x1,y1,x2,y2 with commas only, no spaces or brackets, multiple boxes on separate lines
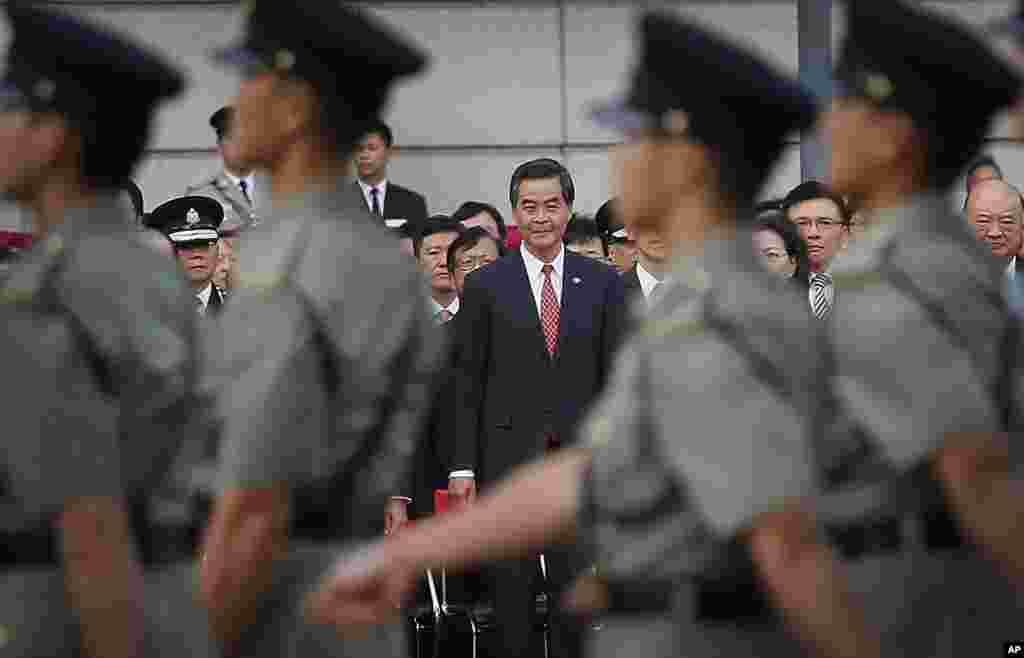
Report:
434,489,452,516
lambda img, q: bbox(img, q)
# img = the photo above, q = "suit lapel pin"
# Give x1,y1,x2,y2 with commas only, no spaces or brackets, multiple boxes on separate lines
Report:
572,277,582,285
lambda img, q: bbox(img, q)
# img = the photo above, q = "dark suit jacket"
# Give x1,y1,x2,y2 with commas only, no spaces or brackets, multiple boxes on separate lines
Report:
623,264,644,307
353,180,428,225
408,316,457,519
451,249,630,486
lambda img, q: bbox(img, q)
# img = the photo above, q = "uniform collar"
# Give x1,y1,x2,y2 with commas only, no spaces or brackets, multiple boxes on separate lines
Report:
358,177,388,195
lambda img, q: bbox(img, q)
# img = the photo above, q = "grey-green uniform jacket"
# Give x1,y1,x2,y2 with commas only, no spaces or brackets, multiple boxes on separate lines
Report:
578,237,826,657
203,182,442,658
0,196,211,657
186,171,259,233
822,194,1024,658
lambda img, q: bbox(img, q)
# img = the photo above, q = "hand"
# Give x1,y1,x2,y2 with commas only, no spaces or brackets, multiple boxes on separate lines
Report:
448,477,476,505
384,498,409,536
305,540,417,630
937,433,1024,587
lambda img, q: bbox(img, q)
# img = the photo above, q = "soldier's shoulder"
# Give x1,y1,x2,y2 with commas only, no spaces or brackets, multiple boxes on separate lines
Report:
184,171,223,194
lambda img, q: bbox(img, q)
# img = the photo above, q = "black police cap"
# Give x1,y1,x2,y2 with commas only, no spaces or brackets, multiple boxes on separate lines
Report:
589,11,817,207
209,107,232,141
1,2,183,123
212,1,427,146
836,0,1022,188
148,196,224,246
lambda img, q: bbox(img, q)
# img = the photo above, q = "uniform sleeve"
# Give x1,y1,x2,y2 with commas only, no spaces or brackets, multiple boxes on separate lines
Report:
207,286,328,488
1,313,122,519
578,342,707,582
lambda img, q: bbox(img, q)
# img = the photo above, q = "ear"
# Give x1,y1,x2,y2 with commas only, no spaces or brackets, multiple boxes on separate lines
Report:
28,114,72,166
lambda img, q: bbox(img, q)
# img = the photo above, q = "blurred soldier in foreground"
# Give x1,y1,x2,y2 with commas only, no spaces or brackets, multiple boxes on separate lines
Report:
198,1,440,656
821,1,1024,655
0,3,211,657
309,11,878,658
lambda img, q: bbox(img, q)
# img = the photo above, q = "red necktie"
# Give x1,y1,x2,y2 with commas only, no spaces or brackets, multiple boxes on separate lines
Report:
541,264,560,355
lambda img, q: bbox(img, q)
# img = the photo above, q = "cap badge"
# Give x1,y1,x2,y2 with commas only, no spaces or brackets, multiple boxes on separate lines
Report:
864,73,893,102
186,208,200,225
662,109,690,136
33,79,55,102
274,50,296,71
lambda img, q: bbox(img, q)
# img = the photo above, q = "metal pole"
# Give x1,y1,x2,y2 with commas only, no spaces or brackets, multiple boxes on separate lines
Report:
798,0,832,181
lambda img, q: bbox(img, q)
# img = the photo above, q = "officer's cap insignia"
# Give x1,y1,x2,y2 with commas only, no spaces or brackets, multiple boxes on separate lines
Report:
274,49,296,71
186,208,200,225
864,73,893,102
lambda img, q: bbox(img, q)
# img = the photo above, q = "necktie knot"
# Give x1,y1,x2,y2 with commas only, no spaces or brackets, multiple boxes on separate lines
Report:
811,272,832,288
542,263,554,276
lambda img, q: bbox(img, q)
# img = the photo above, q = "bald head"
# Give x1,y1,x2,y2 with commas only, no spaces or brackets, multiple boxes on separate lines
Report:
967,178,1024,259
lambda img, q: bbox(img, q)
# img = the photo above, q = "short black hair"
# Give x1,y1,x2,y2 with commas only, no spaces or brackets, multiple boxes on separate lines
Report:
446,226,505,274
509,158,575,209
120,178,143,221
414,215,464,258
362,119,394,147
781,181,851,225
563,215,607,256
594,198,621,236
452,201,507,241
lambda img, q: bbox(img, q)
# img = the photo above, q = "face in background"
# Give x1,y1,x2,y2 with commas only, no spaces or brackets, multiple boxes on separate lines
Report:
213,237,236,290
0,110,65,203
356,132,390,182
218,119,251,176
787,197,848,272
461,211,501,240
607,238,637,273
966,179,1023,258
418,230,460,298
175,239,219,288
566,237,605,262
451,237,500,296
752,228,796,277
513,177,571,258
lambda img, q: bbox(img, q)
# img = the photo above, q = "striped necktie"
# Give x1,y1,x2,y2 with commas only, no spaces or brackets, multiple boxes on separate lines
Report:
810,272,833,319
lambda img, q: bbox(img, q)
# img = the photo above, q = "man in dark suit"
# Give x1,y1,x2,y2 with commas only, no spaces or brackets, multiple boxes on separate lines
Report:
354,119,429,224
450,158,630,658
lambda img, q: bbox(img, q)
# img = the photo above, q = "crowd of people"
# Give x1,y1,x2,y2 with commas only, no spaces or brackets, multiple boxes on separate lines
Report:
4,1,1024,658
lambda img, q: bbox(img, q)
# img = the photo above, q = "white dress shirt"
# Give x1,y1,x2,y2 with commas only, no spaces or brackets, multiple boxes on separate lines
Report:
520,242,564,319
430,296,460,319
196,282,213,313
636,261,665,300
358,178,388,214
224,171,256,206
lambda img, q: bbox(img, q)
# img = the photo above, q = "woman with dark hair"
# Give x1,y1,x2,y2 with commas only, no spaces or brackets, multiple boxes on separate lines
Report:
752,207,810,286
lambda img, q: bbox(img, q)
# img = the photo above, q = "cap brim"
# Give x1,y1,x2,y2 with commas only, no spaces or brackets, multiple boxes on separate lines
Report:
587,97,656,134
209,43,266,74
169,229,219,243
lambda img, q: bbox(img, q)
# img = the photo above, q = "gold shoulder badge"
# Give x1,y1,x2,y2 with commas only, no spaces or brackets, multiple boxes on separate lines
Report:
831,268,885,290
587,414,613,448
864,73,893,102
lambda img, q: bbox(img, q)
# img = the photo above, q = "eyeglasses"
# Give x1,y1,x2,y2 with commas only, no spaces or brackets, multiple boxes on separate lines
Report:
793,218,846,231
456,255,494,272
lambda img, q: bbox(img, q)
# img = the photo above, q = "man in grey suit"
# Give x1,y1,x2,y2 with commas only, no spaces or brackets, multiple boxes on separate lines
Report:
310,11,879,658
820,2,1024,656
199,2,442,657
186,106,259,234
0,4,212,657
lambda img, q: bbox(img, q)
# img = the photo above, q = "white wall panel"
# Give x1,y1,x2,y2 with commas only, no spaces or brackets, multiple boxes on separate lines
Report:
133,151,223,212
372,6,563,147
385,148,562,218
